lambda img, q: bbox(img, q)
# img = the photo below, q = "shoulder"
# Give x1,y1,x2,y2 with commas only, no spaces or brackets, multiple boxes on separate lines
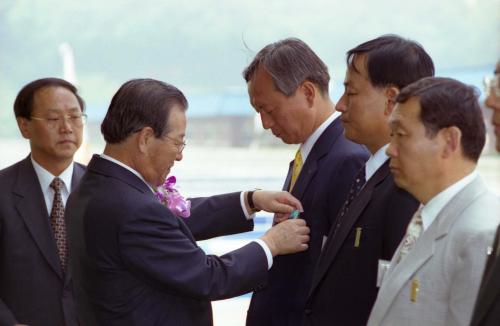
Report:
453,191,500,233
0,159,26,185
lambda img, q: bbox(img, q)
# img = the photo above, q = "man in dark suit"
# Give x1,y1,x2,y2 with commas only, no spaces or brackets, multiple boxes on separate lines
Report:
66,78,311,326
304,35,434,326
0,78,86,326
243,38,369,326
469,59,500,326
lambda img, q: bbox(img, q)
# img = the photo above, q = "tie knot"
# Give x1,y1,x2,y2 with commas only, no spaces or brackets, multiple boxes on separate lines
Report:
50,177,64,192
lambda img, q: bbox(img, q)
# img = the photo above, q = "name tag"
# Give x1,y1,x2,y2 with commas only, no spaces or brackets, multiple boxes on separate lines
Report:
410,279,419,302
376,259,391,287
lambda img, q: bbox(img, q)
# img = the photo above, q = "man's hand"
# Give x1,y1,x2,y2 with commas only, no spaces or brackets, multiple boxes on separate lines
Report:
247,190,303,214
260,218,310,256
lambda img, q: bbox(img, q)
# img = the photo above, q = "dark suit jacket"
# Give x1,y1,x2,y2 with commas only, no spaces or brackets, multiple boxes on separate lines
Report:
0,156,85,326
246,119,369,326
67,155,269,326
470,225,500,326
304,160,419,326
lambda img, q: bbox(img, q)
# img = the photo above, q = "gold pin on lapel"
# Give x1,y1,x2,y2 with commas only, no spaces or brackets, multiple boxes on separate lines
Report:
410,279,419,302
354,227,362,248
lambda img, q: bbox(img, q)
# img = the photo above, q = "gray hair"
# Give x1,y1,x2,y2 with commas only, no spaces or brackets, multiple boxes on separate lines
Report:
243,38,330,97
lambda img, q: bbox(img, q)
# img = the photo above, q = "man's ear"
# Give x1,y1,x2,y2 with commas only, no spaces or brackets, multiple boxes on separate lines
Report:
384,86,400,116
301,81,317,108
136,127,155,154
16,117,30,139
442,126,462,158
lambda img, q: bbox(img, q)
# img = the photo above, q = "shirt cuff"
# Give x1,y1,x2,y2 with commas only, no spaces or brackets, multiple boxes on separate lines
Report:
253,239,273,270
240,191,256,220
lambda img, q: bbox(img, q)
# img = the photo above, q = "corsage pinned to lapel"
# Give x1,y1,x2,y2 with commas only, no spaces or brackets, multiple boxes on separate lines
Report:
156,176,191,218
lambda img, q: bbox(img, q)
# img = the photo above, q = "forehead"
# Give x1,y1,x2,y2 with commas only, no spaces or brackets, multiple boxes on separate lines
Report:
166,105,187,135
248,67,278,101
32,86,80,112
345,55,371,86
390,98,422,126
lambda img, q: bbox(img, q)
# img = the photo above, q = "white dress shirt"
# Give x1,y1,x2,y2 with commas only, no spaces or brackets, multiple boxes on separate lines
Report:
365,144,390,182
31,156,73,216
420,170,479,230
298,111,341,163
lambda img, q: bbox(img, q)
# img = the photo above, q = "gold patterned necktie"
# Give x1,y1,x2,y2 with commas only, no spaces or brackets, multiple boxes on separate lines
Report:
289,149,303,191
50,177,68,273
397,208,423,263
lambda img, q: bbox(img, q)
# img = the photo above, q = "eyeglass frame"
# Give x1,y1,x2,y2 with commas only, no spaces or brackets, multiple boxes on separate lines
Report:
164,135,186,153
483,75,500,97
29,113,88,129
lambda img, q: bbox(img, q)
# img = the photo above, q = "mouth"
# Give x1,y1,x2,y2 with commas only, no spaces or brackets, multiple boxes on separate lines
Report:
57,139,76,145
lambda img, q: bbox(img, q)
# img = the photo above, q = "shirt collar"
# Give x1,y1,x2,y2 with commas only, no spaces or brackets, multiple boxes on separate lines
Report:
300,111,341,162
99,153,156,193
420,170,479,230
365,144,389,181
31,155,73,194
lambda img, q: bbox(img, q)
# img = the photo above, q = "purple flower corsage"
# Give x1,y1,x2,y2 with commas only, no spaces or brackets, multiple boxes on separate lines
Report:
155,176,191,218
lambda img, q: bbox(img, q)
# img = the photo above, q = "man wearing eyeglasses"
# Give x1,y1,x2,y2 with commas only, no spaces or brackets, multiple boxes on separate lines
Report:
469,59,500,326
0,78,86,326
66,78,310,326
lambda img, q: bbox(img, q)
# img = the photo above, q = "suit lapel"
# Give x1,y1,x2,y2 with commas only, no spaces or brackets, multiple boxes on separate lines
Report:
308,160,390,297
13,157,63,279
372,176,488,323
283,160,293,191
288,118,344,198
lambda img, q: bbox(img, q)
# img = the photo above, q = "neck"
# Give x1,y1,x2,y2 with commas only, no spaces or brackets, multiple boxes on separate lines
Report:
103,144,136,170
313,98,335,131
419,160,476,204
31,152,72,176
366,139,389,155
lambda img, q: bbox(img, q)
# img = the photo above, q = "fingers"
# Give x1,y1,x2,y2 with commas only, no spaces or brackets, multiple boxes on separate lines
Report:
273,212,289,224
252,190,303,213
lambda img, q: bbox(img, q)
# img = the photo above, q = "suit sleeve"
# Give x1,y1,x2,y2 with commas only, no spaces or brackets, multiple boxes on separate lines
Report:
0,219,18,325
118,202,267,300
185,192,253,241
446,223,497,326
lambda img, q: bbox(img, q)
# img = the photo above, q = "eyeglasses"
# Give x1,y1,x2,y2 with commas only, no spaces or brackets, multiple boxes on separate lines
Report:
30,113,88,129
165,135,186,153
483,75,500,97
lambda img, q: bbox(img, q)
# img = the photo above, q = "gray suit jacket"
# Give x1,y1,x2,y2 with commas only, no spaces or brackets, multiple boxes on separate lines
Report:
0,156,85,326
367,176,500,326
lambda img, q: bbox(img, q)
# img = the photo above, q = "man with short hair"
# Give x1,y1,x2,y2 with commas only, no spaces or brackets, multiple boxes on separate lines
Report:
67,78,311,326
368,77,500,326
305,35,432,325
469,59,500,326
243,38,368,326
0,78,86,326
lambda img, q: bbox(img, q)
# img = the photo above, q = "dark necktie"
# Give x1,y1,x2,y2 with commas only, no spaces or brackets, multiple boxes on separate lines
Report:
50,177,68,273
330,166,366,240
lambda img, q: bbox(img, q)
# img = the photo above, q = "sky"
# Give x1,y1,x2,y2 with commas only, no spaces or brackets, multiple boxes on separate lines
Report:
0,0,499,134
